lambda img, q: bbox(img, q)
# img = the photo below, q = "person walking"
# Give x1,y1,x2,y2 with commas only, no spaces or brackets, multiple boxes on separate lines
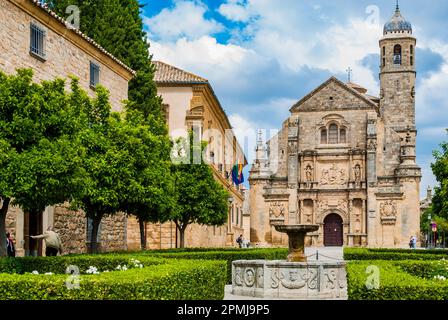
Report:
30,226,63,256
6,232,15,257
236,234,243,248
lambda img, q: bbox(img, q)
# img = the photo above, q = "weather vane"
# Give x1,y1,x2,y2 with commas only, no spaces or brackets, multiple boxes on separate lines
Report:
346,67,353,83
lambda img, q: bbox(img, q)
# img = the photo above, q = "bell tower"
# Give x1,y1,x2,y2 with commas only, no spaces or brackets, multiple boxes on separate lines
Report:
379,3,416,129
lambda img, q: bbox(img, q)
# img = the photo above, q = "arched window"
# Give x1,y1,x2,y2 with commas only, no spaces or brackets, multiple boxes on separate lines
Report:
328,124,338,144
321,128,327,144
340,128,346,143
394,45,402,65
410,45,414,66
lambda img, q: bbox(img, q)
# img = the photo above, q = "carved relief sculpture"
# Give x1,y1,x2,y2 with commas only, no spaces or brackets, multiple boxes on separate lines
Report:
380,200,397,218
305,165,313,182
320,164,347,185
269,202,286,219
354,164,361,182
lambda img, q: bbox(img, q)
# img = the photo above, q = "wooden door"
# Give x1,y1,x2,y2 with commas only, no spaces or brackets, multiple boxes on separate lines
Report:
324,214,343,247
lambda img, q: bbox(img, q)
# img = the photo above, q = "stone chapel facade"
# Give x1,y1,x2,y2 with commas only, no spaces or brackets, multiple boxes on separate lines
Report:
249,5,421,248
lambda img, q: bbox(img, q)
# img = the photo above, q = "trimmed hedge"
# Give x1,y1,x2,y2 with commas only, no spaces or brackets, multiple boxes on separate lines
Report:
0,256,227,300
344,248,448,261
347,260,448,300
0,254,164,275
142,248,289,284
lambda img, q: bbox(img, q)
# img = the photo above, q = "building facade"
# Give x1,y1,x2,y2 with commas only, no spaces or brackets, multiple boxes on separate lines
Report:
249,6,421,248
127,61,248,250
1,0,134,256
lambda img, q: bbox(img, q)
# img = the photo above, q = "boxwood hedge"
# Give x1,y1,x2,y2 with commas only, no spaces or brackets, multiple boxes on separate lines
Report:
344,248,448,261
347,260,448,300
141,248,289,284
0,255,226,300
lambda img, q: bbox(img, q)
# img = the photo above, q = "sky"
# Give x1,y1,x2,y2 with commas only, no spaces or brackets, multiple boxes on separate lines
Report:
141,0,448,198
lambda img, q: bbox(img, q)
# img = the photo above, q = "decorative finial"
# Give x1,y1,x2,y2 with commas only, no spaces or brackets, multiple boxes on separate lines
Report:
346,67,353,83
257,130,263,146
396,0,400,12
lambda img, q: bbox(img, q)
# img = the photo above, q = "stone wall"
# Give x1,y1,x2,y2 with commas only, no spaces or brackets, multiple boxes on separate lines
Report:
0,0,130,112
53,205,87,254
53,205,126,254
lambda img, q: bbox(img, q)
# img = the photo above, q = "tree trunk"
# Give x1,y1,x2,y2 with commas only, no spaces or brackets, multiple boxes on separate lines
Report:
0,198,11,257
176,223,188,249
89,216,102,254
139,219,147,250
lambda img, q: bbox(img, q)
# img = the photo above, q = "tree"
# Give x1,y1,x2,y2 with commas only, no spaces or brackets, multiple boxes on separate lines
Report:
47,0,166,133
0,69,87,256
47,0,175,249
171,133,230,248
432,134,448,219
117,110,175,250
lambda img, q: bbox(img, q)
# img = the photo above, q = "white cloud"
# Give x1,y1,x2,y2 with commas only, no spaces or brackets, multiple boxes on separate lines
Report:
218,0,253,23
144,1,224,41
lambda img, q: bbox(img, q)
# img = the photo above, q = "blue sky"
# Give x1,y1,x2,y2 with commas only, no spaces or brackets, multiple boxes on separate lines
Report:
141,0,448,198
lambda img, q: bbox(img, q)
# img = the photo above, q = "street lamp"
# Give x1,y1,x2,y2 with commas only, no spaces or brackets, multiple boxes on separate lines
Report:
428,213,431,249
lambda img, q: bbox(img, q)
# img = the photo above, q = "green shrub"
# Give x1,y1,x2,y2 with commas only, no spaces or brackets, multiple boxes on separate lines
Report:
0,254,164,275
344,248,448,261
347,260,448,300
0,256,227,300
142,248,289,284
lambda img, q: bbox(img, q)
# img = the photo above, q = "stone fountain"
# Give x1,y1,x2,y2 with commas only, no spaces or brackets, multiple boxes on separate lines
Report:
231,224,347,300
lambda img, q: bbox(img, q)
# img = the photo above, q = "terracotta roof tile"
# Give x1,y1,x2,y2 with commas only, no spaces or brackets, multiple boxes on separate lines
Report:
153,61,208,84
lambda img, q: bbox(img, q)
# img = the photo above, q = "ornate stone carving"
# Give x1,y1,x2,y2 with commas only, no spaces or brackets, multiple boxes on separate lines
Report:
269,202,286,219
244,268,256,287
305,165,313,182
272,269,307,290
367,139,377,151
380,200,397,218
354,164,362,182
234,267,243,286
256,267,264,288
288,141,298,155
320,164,347,185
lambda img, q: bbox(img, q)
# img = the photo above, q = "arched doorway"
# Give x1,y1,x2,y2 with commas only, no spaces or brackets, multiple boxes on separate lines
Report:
324,214,343,247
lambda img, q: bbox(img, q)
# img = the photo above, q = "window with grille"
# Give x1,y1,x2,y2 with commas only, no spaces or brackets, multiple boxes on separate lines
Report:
340,129,347,143
90,62,100,88
328,124,338,144
30,24,46,60
321,129,327,144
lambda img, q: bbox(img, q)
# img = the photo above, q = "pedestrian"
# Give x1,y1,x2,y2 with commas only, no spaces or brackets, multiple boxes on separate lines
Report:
412,236,417,249
30,226,63,256
236,234,243,248
6,232,15,257
409,236,413,249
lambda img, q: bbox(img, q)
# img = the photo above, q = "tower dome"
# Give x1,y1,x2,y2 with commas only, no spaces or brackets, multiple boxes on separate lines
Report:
383,4,412,35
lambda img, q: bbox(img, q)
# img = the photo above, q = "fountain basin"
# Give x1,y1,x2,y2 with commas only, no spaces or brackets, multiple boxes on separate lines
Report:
232,260,347,300
274,225,319,262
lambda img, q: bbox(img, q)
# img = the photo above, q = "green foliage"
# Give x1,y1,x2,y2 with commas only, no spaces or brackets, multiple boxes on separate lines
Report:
171,134,230,248
0,255,227,300
47,1,175,250
0,70,90,256
47,0,166,134
344,248,448,261
431,132,448,219
140,248,289,284
347,260,448,300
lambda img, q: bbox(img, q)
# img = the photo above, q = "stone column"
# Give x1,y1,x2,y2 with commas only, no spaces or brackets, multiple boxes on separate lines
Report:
15,209,25,257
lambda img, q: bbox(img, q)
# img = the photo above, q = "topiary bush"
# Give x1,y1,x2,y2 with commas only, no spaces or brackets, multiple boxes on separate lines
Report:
0,255,227,300
141,248,289,284
347,260,448,300
344,248,448,261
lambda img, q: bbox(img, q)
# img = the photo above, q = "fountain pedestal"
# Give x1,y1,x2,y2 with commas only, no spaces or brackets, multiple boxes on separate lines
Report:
274,225,319,262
